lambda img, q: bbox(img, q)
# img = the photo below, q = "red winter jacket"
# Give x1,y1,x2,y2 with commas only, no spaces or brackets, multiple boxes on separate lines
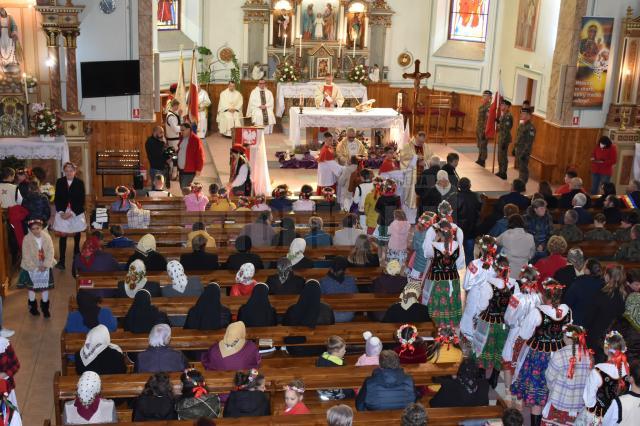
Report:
178,133,205,173
591,144,617,176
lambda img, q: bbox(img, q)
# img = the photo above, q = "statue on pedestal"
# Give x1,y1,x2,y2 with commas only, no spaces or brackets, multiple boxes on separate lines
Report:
0,8,21,74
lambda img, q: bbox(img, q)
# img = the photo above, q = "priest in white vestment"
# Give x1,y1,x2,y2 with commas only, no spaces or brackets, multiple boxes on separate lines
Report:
314,74,344,108
216,81,243,137
246,79,276,134
196,88,211,139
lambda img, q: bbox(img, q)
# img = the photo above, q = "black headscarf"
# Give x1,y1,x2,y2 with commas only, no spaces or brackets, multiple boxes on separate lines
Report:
327,256,349,283
235,235,252,253
237,283,276,327
184,283,223,330
286,280,322,328
77,291,100,329
123,289,162,333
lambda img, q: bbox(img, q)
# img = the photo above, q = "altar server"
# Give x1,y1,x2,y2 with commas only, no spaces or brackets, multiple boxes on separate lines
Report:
217,81,243,138
247,79,276,135
314,74,344,108
317,132,343,194
196,87,211,139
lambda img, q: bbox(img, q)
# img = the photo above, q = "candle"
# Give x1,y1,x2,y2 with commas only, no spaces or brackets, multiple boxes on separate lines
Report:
352,38,356,58
300,93,303,106
338,38,342,58
22,72,28,104
298,37,302,57
283,35,287,57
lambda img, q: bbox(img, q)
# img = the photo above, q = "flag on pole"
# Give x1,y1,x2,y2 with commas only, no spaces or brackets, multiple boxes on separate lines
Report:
398,117,410,151
484,71,503,139
175,49,187,116
188,48,200,124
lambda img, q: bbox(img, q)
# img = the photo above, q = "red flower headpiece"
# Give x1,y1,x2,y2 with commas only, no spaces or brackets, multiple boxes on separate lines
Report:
396,324,418,355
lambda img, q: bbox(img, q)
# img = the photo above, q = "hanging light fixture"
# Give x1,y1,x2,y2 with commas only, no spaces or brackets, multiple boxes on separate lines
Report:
274,0,292,11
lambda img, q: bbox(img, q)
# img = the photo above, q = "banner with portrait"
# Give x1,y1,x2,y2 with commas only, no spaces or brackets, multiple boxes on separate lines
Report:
572,17,614,108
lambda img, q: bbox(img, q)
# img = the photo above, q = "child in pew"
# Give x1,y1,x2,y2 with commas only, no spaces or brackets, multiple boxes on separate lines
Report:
223,369,271,418
282,379,311,415
251,194,270,211
355,331,382,366
316,335,356,400
209,185,236,211
235,196,252,211
132,372,178,421
175,368,221,420
584,213,614,241
105,224,136,248
184,182,209,212
110,185,134,212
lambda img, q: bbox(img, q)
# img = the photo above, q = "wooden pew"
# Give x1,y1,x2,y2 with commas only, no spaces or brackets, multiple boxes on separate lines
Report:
574,240,619,259
75,267,382,292
68,293,399,318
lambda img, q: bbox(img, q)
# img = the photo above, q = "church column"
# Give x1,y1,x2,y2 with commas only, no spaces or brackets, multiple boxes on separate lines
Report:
44,29,62,111
63,29,80,114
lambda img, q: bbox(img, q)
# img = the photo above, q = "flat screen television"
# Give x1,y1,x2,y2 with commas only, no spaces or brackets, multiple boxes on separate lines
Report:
81,60,140,98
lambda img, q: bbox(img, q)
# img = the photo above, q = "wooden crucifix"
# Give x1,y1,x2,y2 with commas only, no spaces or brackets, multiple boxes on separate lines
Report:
402,60,431,133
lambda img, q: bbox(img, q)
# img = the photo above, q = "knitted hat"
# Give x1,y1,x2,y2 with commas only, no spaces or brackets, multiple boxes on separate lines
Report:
363,331,382,357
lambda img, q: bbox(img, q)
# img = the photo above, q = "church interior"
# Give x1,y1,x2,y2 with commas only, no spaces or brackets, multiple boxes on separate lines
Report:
0,0,640,425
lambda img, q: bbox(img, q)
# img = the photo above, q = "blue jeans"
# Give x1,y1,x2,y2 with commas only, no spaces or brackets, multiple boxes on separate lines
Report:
464,238,475,266
591,173,610,195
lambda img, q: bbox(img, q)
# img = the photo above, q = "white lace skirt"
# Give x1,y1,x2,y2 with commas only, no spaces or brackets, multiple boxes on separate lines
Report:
52,209,86,234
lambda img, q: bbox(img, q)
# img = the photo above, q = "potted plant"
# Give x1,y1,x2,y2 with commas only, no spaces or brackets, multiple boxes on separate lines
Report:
347,64,369,85
197,45,212,85
31,103,61,141
275,62,301,83
293,144,308,160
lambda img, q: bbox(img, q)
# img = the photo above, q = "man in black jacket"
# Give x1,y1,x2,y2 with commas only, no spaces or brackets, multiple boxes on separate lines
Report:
451,177,483,265
558,177,592,209
494,178,530,215
441,153,460,188
415,155,441,199
145,126,170,189
355,350,416,411
179,235,219,272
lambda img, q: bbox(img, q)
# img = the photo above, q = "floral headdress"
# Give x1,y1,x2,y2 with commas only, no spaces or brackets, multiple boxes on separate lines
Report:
253,194,266,205
236,196,250,208
478,235,498,269
183,368,208,398
426,324,460,363
604,330,630,390
273,184,290,199
519,264,541,293
322,187,336,202
283,383,305,394
381,179,396,196
372,176,385,197
437,200,453,222
416,211,438,232
27,219,43,229
492,254,511,283
237,368,260,390
396,324,418,355
563,324,592,379
190,182,203,194
115,185,132,209
541,278,565,311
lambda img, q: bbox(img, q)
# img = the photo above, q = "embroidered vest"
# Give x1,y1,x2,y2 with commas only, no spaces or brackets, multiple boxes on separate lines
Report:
427,247,460,281
588,368,626,418
526,309,570,352
231,160,252,196
479,283,513,324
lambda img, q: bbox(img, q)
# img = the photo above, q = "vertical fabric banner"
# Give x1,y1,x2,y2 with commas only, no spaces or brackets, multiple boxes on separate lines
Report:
572,17,614,108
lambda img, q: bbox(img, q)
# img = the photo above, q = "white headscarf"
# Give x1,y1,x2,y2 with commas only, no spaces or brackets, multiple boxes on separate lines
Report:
148,323,171,347
167,260,188,293
124,259,147,298
236,263,256,285
287,238,306,266
80,324,123,366
136,234,157,255
77,371,101,406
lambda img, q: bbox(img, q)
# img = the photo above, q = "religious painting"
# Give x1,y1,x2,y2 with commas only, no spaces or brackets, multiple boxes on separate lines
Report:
272,10,293,47
0,96,28,137
157,0,180,31
301,1,338,41
346,12,365,48
572,17,614,108
315,57,332,79
515,0,539,51
448,0,490,43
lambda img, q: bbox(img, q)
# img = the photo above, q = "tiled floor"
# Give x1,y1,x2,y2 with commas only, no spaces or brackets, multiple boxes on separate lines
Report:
9,129,537,425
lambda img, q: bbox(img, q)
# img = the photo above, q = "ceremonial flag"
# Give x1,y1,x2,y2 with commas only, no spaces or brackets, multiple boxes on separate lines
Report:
398,118,410,151
188,48,199,124
175,49,187,116
485,70,503,139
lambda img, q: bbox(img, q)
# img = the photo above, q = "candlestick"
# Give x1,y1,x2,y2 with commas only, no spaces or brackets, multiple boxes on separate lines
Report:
352,38,356,58
298,37,302,58
22,72,28,104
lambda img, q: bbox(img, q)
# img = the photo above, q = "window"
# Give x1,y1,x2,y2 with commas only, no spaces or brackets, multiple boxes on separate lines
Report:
448,0,490,43
157,0,180,31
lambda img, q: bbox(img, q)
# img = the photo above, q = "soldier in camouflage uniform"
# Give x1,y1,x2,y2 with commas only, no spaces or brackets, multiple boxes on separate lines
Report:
552,210,584,243
495,99,513,180
614,225,640,261
514,107,536,184
475,90,492,167
584,213,613,241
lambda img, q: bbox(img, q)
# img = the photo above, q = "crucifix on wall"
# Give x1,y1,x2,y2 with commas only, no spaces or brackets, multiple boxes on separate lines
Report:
402,60,431,133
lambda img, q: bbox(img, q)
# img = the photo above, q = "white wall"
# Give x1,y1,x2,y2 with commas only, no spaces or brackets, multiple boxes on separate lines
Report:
76,0,139,120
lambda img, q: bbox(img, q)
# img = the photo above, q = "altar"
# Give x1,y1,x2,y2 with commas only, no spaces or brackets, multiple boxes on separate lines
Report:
0,136,70,171
276,82,368,117
288,107,403,148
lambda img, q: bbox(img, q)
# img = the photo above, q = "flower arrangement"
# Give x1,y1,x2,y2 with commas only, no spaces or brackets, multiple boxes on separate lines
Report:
25,75,38,89
275,62,301,83
347,64,369,84
31,103,62,136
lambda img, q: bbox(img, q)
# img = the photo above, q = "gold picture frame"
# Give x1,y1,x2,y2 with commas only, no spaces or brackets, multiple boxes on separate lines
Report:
315,56,332,79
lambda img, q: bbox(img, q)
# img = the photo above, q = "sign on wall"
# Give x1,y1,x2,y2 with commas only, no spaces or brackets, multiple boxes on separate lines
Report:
572,17,614,108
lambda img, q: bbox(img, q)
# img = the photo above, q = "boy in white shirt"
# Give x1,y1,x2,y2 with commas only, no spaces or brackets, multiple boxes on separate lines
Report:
0,167,21,208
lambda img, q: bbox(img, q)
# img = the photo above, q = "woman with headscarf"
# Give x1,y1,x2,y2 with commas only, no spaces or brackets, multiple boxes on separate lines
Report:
63,371,117,424
116,259,161,298
65,291,117,333
238,283,277,327
319,256,358,323
231,263,257,296
136,323,188,373
429,357,490,408
74,324,126,375
127,234,168,272
123,289,170,334
283,280,335,328
265,257,305,295
382,280,431,323
372,259,407,294
72,236,119,274
610,292,640,363
183,283,232,330
162,260,203,297
287,238,314,270
271,217,300,247
201,321,261,371
347,234,379,267
225,235,264,271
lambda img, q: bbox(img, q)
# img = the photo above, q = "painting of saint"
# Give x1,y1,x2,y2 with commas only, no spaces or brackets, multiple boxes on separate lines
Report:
274,11,292,47
157,0,179,30
302,1,338,41
515,0,539,51
302,4,316,40
347,12,363,47
322,3,335,41
0,98,27,137
316,57,331,79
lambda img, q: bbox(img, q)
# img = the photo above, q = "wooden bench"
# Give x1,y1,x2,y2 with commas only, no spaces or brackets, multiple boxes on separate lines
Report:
75,267,382,292
68,293,400,318
529,155,556,183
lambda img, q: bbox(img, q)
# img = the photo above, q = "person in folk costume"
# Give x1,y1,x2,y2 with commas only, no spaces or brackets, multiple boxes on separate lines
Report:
510,278,572,426
251,194,270,212
292,184,315,212
542,324,593,426
19,219,55,318
461,235,499,293
184,182,209,212
421,217,466,327
216,81,243,138
408,211,438,280
337,155,359,212
0,331,20,414
0,387,21,426
110,185,133,212
314,74,344,109
374,179,401,260
574,331,630,426
228,145,252,196
502,264,543,401
317,132,343,195
163,83,178,115
52,162,86,270
246,79,276,135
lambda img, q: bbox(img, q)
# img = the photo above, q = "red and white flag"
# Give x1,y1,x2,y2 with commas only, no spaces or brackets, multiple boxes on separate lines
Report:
187,48,199,124
484,71,503,139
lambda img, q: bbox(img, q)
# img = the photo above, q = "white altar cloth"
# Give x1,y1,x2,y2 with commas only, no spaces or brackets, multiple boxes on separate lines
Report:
289,107,404,148
276,82,368,117
0,136,70,168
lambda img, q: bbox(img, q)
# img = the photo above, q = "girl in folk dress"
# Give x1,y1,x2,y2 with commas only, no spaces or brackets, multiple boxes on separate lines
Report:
184,182,209,212
462,235,498,293
18,219,55,318
110,185,134,212
511,278,572,426
574,331,630,426
282,379,311,415
542,324,593,426
52,162,86,270
409,211,437,280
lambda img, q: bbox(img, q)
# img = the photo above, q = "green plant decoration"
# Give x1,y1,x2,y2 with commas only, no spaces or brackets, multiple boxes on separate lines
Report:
230,54,241,90
197,45,213,85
